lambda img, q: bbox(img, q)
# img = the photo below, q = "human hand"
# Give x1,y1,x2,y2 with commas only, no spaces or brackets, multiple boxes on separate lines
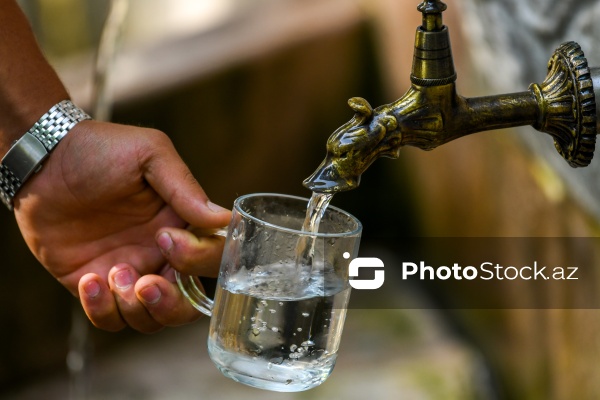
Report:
13,120,231,333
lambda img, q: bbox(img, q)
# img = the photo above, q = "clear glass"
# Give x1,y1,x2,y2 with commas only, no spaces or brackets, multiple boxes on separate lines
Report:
176,193,362,392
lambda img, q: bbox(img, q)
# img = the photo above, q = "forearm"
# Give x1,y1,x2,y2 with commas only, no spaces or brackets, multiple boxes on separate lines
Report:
0,0,69,155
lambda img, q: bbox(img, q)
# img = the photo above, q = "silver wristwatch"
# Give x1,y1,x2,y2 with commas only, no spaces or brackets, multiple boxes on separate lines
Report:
0,100,91,211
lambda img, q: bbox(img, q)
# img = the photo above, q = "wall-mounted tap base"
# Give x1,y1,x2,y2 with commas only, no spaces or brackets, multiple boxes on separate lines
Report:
531,41,597,168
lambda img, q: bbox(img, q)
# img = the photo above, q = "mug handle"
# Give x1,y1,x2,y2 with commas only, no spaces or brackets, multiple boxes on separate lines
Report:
175,228,228,317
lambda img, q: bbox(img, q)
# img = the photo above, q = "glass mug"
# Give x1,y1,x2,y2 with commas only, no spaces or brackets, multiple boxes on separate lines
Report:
176,193,362,392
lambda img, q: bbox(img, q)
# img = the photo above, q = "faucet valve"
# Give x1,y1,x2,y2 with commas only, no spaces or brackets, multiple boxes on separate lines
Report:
411,0,456,86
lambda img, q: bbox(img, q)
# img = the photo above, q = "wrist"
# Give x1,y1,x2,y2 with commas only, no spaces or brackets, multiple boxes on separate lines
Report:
0,100,91,211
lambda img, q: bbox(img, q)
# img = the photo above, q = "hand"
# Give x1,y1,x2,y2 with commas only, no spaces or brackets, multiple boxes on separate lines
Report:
13,120,232,333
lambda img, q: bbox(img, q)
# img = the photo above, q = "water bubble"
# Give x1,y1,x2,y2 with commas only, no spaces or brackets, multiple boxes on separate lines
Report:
252,328,260,336
302,312,310,317
260,300,268,306
301,340,315,347
290,344,298,352
278,302,284,306
270,357,283,365
269,309,276,314
267,362,273,370
297,328,302,332
271,327,279,332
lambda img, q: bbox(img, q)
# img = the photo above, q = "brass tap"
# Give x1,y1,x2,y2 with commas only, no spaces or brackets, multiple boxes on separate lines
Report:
304,0,600,193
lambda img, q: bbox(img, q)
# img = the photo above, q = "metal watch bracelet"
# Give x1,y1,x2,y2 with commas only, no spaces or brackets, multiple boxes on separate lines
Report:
0,100,91,211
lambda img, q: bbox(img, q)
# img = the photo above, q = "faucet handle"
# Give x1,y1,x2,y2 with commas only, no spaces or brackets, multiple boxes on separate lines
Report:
530,41,597,168
417,0,447,14
417,1,447,31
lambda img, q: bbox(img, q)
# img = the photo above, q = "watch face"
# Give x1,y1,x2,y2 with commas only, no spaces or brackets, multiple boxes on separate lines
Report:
0,100,90,211
2,133,48,183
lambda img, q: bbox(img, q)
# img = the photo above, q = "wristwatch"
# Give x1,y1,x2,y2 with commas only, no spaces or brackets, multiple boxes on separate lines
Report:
0,100,91,211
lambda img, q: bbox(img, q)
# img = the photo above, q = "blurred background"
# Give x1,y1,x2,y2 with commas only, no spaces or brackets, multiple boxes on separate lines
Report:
2,0,600,399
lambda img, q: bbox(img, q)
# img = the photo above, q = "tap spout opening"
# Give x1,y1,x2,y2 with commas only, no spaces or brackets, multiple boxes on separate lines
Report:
302,157,360,193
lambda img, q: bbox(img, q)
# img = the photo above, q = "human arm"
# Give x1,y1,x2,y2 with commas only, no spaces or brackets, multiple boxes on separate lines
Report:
1,0,231,333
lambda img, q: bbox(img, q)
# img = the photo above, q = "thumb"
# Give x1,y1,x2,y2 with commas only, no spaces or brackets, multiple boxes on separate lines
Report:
141,133,231,228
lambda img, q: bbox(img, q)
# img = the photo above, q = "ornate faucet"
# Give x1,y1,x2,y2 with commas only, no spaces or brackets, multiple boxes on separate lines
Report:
303,0,600,193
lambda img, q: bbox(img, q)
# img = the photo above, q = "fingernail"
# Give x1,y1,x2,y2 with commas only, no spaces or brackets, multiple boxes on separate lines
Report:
140,285,162,305
84,280,101,299
207,201,228,213
157,232,173,256
114,268,133,290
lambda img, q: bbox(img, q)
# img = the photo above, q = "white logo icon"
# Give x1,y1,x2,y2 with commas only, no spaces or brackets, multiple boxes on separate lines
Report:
345,253,385,290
